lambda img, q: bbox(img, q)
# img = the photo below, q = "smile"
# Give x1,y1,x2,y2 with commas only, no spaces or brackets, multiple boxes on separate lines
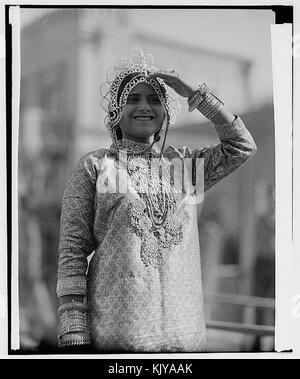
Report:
133,116,154,121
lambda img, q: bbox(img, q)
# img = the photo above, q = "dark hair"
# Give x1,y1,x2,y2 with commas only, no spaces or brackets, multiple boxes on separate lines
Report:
115,124,123,140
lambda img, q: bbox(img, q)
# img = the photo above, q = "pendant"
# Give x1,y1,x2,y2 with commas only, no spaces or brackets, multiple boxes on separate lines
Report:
128,198,183,269
140,234,162,269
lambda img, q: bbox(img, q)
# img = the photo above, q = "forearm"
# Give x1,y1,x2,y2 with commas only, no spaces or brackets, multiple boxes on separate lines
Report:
210,107,235,125
183,83,257,191
57,246,90,347
186,83,256,157
188,83,239,124
56,153,99,348
201,115,257,191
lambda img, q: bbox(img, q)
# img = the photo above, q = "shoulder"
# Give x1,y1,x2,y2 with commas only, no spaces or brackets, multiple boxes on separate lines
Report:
76,148,112,171
64,149,113,196
79,148,112,164
66,148,112,185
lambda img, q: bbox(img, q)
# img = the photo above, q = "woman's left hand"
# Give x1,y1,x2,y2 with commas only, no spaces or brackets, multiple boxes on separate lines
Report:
146,70,196,98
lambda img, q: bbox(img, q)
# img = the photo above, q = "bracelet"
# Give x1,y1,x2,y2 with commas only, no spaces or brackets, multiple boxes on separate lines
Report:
58,300,89,340
187,83,224,120
187,83,209,112
58,332,91,348
60,310,88,335
198,92,224,120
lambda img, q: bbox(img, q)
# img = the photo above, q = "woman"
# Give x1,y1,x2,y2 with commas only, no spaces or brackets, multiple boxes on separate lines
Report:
56,49,257,352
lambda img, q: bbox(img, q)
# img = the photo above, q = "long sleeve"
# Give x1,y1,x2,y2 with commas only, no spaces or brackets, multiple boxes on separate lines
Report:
56,154,97,299
177,115,257,192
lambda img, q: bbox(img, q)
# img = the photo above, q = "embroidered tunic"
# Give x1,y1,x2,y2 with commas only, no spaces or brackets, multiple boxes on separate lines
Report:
56,116,256,352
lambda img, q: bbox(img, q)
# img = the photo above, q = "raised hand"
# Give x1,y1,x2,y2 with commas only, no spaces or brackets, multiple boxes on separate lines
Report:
146,70,197,98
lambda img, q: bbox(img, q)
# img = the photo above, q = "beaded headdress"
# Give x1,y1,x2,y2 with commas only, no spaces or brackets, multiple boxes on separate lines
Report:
100,48,180,154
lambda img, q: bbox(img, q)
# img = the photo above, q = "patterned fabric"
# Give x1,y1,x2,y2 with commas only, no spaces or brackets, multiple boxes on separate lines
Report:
56,116,256,352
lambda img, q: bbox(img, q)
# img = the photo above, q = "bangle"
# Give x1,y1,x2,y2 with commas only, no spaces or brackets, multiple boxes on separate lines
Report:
188,83,224,120
187,83,209,112
198,92,224,120
58,300,90,344
58,332,90,348
59,310,88,335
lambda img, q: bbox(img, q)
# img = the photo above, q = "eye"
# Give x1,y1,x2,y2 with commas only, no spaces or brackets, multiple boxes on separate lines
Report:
127,94,139,104
148,95,161,104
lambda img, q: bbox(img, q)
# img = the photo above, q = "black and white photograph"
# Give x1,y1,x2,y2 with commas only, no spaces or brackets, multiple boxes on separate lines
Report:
1,2,299,360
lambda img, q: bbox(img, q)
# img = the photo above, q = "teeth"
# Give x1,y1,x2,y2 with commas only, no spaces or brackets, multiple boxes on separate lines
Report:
134,116,153,120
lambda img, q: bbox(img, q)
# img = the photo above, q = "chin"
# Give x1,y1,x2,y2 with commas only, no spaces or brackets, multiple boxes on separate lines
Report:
134,130,156,140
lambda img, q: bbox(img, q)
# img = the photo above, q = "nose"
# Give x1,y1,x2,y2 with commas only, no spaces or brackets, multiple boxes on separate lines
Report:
137,105,152,113
137,96,151,111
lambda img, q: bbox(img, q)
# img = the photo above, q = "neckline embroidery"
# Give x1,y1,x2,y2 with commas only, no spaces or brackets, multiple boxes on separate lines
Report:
110,138,161,158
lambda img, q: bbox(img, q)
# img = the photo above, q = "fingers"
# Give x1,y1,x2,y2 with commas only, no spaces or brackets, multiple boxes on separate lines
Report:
146,69,180,81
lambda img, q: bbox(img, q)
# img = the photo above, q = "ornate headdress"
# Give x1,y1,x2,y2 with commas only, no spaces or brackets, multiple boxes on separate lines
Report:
100,48,180,155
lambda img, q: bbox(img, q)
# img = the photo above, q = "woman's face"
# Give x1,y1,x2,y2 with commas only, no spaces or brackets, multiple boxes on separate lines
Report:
118,83,165,143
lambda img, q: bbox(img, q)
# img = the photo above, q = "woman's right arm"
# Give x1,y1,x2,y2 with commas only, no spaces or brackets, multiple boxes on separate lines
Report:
56,153,97,348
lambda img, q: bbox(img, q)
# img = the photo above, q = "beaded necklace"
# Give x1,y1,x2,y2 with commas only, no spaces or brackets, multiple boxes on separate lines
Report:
110,138,183,268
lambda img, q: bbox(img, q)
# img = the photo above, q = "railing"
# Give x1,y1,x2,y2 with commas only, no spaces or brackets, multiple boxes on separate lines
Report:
206,320,274,336
204,292,275,337
205,291,275,308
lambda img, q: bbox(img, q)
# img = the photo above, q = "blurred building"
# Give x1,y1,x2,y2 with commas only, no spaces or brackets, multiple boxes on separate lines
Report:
19,8,275,352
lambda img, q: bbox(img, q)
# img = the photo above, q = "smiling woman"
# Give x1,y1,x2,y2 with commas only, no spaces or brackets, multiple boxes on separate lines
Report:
56,48,257,353
118,84,165,143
